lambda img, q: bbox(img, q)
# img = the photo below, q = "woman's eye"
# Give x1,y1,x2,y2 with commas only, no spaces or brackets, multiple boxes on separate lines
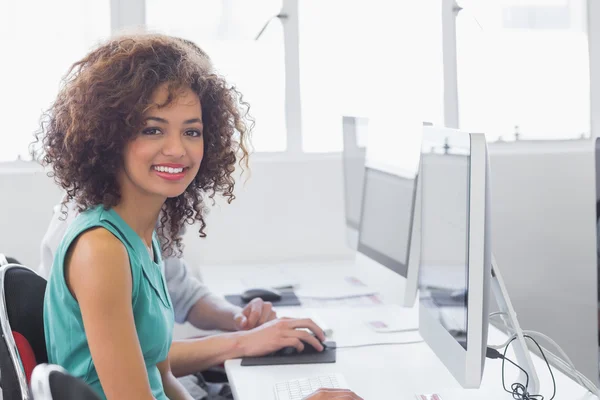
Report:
142,128,161,135
185,130,203,138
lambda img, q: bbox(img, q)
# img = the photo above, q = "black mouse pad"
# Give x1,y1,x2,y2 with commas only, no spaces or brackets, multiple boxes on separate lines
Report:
224,291,301,307
240,342,336,366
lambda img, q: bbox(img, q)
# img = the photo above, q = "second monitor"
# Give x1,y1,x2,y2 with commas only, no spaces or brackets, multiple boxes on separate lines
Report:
342,116,368,250
356,161,421,308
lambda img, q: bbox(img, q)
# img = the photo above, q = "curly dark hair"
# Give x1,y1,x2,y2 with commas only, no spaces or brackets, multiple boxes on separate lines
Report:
33,33,252,256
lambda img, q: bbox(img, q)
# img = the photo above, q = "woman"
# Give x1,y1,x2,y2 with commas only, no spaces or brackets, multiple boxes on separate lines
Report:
37,34,362,400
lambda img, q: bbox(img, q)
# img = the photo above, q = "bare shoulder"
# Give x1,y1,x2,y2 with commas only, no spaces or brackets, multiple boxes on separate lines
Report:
66,227,131,300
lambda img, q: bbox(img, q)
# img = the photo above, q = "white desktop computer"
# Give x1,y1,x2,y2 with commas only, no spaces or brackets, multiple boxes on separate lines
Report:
418,128,491,388
354,119,422,308
342,116,368,250
418,127,540,393
356,165,421,308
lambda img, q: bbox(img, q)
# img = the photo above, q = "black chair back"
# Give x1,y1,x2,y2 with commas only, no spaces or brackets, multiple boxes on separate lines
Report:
31,364,101,400
0,264,48,399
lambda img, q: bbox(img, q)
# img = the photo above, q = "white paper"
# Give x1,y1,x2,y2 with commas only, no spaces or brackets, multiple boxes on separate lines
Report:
293,276,378,299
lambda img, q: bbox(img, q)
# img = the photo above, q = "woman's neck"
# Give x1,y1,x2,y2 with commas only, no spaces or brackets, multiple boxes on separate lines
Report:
112,192,164,247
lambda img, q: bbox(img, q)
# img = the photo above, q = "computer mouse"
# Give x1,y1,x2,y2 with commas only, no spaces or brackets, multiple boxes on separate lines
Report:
275,336,328,356
240,288,282,303
279,346,298,356
299,337,328,354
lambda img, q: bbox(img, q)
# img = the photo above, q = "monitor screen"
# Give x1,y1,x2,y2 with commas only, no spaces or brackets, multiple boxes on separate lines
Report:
357,167,418,279
418,140,471,345
342,117,368,230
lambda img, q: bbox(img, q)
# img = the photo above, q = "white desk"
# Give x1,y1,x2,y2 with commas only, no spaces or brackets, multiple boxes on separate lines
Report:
200,256,597,400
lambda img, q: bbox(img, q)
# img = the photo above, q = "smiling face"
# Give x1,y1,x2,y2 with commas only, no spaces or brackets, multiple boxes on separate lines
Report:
119,83,205,201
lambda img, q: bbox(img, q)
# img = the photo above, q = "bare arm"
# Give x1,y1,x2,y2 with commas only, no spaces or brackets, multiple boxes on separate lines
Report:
169,333,245,377
185,293,241,331
157,358,194,400
169,318,326,377
67,228,155,400
187,296,276,332
165,257,276,331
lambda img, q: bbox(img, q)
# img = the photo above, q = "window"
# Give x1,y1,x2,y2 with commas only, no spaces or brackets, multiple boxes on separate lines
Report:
0,0,110,162
146,0,287,152
456,0,589,141
299,1,444,152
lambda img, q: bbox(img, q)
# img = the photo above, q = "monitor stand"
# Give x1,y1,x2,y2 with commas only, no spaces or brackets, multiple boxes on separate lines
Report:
491,255,540,394
345,226,359,251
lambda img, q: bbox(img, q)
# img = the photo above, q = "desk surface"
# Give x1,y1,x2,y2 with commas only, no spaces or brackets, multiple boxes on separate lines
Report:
200,255,597,400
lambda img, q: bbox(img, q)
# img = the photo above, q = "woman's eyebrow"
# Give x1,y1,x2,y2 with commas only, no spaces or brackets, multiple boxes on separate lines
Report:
145,116,168,124
144,117,203,125
183,118,203,125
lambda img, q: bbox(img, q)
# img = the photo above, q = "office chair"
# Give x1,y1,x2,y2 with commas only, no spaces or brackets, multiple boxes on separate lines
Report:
30,364,101,400
0,264,48,399
0,254,23,267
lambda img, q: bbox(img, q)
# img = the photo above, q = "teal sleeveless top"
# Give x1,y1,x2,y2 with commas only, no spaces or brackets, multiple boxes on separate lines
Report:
43,206,174,400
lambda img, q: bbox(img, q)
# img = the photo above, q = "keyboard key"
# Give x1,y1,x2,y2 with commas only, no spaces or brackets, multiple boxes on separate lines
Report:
273,373,349,400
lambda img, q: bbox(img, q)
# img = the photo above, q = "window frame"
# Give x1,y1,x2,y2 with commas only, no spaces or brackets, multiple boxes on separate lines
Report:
448,0,594,141
4,0,599,165
141,0,296,154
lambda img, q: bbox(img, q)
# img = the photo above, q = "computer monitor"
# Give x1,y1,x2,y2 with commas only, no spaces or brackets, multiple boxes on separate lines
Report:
590,138,600,368
342,116,368,250
418,127,491,389
355,132,422,308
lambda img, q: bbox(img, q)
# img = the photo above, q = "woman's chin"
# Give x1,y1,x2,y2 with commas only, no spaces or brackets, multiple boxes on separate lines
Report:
150,185,189,200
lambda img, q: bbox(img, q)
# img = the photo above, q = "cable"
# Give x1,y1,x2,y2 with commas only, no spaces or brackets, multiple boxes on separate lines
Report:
486,335,556,400
522,335,556,400
367,327,420,333
489,311,509,319
522,330,591,392
502,357,540,400
487,312,515,349
488,314,600,397
510,328,598,396
332,340,424,349
487,312,516,350
488,334,516,350
544,354,600,397
523,333,600,398
488,331,600,397
486,344,539,399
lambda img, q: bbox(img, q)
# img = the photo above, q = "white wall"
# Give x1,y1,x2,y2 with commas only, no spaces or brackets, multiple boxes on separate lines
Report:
179,153,354,269
0,154,354,271
0,162,63,269
0,140,597,381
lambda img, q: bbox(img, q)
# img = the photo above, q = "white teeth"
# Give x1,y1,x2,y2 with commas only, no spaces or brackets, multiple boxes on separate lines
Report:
154,166,184,174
